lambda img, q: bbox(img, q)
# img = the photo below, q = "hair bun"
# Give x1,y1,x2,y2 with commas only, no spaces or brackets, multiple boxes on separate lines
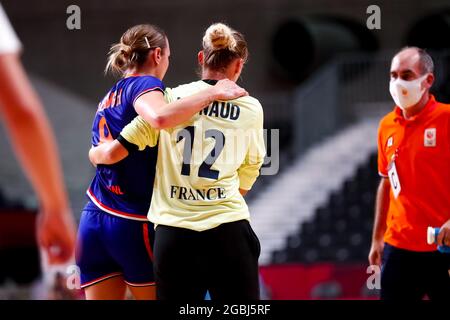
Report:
203,23,236,51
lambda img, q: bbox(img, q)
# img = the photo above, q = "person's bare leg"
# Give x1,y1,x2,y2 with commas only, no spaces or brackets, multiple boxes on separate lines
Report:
84,276,127,300
128,285,156,300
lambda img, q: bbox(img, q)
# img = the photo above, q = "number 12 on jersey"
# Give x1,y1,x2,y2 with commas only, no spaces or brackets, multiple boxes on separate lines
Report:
176,126,225,180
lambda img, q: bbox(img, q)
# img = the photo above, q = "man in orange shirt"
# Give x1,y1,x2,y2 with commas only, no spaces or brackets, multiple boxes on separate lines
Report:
369,47,450,300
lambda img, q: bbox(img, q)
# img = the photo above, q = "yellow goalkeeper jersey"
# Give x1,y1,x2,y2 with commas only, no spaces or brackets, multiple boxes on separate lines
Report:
121,79,266,231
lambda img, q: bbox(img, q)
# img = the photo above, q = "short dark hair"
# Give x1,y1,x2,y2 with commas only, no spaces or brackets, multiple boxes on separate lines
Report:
395,46,434,74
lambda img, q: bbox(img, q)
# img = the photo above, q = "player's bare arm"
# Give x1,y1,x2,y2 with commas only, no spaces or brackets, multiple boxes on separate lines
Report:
89,140,128,166
135,78,247,129
0,53,76,264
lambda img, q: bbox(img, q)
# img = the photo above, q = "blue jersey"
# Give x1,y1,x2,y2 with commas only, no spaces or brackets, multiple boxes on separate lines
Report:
86,75,164,220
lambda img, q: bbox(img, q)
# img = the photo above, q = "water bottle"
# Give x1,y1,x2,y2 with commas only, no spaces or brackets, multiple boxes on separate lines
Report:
427,227,450,253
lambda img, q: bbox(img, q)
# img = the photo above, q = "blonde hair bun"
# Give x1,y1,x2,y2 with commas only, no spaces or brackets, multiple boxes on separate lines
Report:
203,23,236,51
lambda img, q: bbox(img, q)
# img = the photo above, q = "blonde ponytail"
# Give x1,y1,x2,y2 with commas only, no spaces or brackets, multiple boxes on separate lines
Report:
105,43,132,76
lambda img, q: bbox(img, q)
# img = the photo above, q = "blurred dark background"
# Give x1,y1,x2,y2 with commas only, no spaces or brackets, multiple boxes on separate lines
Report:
3,0,450,104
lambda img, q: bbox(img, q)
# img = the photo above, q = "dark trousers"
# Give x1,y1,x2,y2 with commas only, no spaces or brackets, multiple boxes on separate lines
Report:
153,219,261,301
381,243,450,300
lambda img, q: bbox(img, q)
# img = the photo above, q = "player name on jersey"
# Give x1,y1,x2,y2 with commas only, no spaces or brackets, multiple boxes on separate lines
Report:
198,101,240,120
170,185,226,201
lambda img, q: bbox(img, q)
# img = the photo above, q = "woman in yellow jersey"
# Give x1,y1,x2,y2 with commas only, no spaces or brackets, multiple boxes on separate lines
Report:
90,23,266,300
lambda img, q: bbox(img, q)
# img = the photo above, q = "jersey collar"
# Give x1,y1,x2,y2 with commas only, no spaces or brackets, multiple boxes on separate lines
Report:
202,79,218,85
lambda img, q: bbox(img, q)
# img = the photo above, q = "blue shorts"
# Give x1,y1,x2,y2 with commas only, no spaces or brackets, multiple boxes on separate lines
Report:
76,206,155,288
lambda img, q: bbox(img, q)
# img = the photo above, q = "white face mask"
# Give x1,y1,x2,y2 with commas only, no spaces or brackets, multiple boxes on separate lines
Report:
389,74,428,110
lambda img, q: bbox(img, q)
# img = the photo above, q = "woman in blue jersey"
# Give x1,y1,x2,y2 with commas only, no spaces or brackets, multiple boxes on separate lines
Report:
76,24,247,300
89,23,266,300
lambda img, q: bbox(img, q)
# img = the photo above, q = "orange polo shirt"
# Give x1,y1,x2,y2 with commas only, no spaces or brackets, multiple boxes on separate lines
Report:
377,95,450,251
